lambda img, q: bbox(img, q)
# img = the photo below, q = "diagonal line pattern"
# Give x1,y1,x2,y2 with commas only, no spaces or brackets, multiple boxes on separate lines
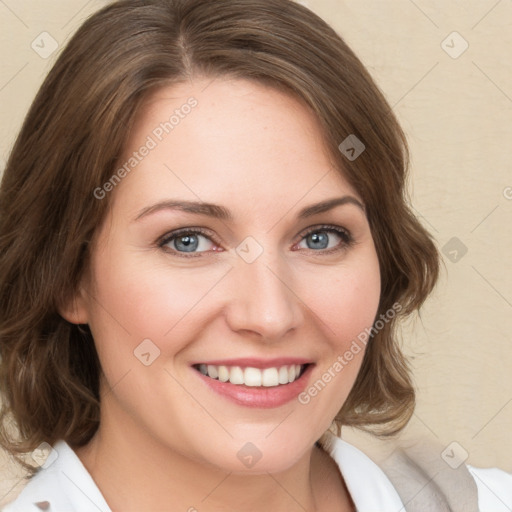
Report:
163,266,233,336
470,204,499,233
472,397,512,439
61,471,106,511
0,1,29,28
265,265,337,336
471,266,512,309
265,472,308,512
200,77,216,93
412,412,439,439
407,0,439,28
472,61,512,104
164,164,234,236
164,164,202,201
61,0,95,29
471,470,512,511
0,477,27,504
101,368,132,399
411,204,439,233
265,410,295,438
0,63,29,93
266,169,334,233
397,471,440,512
472,0,503,30
200,471,233,502
83,288,132,335
163,368,234,438
390,62,439,111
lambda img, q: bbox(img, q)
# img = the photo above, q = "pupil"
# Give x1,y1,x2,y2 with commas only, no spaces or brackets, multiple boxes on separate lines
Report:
308,232,328,249
175,235,198,252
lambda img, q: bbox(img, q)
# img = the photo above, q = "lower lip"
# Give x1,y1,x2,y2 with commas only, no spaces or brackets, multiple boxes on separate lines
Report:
195,365,313,408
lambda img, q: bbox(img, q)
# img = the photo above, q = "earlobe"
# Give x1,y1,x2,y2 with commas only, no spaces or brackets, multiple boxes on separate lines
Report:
58,287,89,325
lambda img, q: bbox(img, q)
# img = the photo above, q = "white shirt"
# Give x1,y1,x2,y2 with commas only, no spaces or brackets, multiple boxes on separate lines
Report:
3,436,512,511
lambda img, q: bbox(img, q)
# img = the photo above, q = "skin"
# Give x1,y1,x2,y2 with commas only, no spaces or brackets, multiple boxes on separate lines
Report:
64,77,381,512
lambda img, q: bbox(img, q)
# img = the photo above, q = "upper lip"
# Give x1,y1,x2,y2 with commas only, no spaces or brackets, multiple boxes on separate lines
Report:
191,358,312,369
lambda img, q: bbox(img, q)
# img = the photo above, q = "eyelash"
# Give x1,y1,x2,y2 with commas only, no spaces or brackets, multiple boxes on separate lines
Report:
157,224,354,258
297,224,354,254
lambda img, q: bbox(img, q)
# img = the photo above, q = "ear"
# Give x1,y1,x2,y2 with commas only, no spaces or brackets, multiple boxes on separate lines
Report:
58,286,89,325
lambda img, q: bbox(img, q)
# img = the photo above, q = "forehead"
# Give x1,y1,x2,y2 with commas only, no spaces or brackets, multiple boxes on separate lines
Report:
111,78,360,215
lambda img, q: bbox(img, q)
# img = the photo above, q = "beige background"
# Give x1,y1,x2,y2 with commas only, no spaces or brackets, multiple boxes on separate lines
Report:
1,0,511,505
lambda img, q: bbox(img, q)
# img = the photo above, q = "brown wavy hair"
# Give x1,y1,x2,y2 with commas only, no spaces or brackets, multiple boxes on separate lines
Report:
0,0,439,473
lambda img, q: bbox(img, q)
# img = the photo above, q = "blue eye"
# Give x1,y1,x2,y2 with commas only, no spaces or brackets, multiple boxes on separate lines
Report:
297,226,352,252
158,224,353,258
160,229,216,254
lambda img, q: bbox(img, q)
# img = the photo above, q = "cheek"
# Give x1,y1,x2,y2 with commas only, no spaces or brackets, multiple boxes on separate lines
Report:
85,246,231,363
293,248,381,412
301,253,381,348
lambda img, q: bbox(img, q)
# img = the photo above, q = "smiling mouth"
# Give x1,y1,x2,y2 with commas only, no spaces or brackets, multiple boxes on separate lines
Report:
193,363,309,387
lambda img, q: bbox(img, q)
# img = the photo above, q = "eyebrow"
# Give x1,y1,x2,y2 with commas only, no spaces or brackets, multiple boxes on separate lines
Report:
133,195,365,222
297,196,365,218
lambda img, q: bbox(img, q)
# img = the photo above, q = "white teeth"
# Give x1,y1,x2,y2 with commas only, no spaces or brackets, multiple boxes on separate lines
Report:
262,368,279,387
229,366,244,385
278,366,289,384
207,365,218,379
244,367,262,387
218,365,229,382
198,364,304,387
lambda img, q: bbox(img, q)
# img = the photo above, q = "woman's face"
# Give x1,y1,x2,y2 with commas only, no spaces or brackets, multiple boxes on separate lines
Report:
74,78,381,473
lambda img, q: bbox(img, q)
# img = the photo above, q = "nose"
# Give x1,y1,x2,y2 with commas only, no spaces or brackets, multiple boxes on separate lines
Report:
224,253,304,341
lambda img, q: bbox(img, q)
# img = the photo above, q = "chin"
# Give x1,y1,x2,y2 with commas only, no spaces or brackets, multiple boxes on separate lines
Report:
192,431,315,475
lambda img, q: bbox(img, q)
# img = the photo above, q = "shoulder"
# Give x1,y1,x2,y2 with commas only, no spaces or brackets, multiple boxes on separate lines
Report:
323,432,512,512
1,441,110,512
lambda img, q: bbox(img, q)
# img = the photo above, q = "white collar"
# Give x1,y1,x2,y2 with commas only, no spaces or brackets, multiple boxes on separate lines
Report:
323,431,404,511
3,440,111,512
4,436,404,512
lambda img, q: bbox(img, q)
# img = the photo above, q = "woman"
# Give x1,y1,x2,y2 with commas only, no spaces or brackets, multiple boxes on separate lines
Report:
0,1,510,510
